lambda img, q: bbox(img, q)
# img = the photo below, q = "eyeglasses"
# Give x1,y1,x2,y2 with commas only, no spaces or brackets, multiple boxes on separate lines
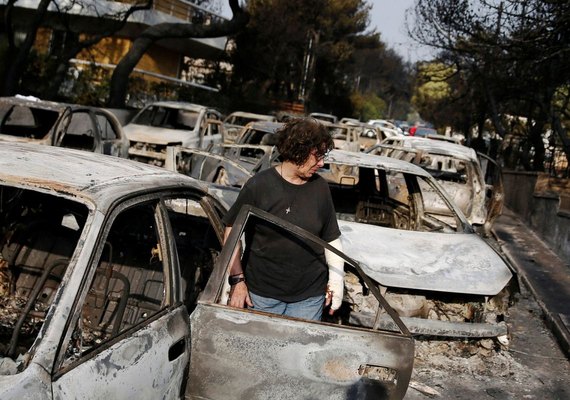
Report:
313,150,330,161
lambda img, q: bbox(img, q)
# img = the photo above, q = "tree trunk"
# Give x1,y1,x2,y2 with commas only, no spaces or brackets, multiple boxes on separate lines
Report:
1,0,51,96
107,37,154,108
529,116,546,171
483,81,507,138
551,112,570,170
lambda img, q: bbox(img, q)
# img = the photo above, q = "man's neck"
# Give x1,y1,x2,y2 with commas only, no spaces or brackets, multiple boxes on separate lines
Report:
279,162,307,185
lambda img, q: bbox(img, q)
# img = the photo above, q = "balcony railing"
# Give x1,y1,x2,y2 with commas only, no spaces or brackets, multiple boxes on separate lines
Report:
113,0,228,24
152,0,227,25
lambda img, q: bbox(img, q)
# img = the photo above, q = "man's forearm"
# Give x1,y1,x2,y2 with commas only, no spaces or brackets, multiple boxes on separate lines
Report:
224,226,244,276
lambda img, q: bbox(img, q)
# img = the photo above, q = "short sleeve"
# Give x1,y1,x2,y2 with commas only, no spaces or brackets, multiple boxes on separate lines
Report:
319,179,341,242
222,180,256,227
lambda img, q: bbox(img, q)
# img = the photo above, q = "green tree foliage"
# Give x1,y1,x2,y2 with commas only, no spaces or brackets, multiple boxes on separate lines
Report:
350,92,386,121
351,46,412,120
408,0,570,170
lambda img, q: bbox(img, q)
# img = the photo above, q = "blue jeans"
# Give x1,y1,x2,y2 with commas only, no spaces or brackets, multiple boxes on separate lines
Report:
249,291,325,321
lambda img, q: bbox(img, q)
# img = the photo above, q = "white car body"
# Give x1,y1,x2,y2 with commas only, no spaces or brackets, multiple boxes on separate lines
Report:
367,119,404,137
318,150,513,338
124,101,225,166
372,136,502,228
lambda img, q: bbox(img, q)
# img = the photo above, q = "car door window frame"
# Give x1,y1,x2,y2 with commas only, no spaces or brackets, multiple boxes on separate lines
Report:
53,193,179,376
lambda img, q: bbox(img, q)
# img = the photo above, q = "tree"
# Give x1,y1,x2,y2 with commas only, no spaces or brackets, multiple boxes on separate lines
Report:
225,0,390,117
352,44,412,120
107,0,249,107
407,0,570,170
0,0,153,98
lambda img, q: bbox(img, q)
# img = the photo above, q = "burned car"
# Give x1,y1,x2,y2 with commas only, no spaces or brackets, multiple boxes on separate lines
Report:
368,137,504,234
0,142,414,399
0,95,129,157
325,121,385,152
319,150,514,339
165,143,278,187
222,111,276,143
161,121,284,187
124,101,226,166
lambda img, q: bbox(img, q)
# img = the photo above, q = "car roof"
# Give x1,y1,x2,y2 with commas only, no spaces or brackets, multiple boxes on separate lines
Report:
0,142,207,211
328,149,432,177
0,95,96,112
310,112,338,119
245,121,284,133
382,136,477,160
224,111,275,121
143,101,211,111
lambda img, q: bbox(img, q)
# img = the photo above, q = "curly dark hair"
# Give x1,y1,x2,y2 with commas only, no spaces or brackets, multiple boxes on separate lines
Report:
276,118,333,165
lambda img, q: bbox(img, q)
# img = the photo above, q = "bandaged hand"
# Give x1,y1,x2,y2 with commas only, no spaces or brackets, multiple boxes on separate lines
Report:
325,238,344,313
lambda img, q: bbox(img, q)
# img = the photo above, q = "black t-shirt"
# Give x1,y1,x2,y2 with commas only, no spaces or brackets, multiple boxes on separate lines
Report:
222,167,341,302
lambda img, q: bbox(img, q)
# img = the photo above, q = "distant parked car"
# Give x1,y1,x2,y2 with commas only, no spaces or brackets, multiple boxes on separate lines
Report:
0,95,129,157
339,117,361,125
222,111,276,143
410,126,438,137
369,136,504,233
178,121,284,186
123,101,225,166
367,119,403,137
309,112,338,124
339,119,385,151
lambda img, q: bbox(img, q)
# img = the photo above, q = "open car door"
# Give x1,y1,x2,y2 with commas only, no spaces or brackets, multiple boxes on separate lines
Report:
187,206,415,400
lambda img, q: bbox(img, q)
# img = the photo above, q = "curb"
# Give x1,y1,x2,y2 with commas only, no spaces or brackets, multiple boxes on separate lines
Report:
498,243,570,359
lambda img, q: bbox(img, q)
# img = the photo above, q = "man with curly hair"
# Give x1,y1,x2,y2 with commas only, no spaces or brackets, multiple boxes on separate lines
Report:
222,118,344,320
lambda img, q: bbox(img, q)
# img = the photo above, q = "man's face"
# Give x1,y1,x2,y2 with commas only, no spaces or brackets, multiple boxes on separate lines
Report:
297,149,328,180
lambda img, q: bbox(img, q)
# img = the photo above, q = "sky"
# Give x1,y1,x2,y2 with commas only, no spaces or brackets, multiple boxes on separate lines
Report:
369,0,432,63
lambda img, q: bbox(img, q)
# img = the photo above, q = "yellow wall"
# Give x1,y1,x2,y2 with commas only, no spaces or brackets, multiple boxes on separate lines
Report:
33,29,181,79
34,27,52,53
78,37,181,78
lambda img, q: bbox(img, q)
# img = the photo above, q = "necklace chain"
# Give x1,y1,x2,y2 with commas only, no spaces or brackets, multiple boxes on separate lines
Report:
280,164,299,215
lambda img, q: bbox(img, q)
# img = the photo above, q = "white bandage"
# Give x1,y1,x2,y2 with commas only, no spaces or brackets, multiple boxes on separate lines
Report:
325,238,345,311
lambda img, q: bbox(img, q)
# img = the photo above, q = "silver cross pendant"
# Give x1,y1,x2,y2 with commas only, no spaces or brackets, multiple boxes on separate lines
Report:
286,207,291,214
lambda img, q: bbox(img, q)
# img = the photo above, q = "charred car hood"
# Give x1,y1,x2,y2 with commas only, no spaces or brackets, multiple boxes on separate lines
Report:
338,220,512,296
123,124,194,145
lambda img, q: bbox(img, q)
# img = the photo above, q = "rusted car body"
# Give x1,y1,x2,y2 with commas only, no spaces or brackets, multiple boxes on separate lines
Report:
124,101,225,166
0,95,129,157
323,121,385,152
0,142,414,399
166,120,284,186
309,112,339,124
165,143,278,187
341,120,385,151
233,120,283,145
368,137,504,233
318,150,514,339
222,111,276,143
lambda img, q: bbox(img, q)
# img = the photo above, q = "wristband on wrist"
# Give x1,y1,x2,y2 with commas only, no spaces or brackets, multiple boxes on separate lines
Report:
228,275,245,286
